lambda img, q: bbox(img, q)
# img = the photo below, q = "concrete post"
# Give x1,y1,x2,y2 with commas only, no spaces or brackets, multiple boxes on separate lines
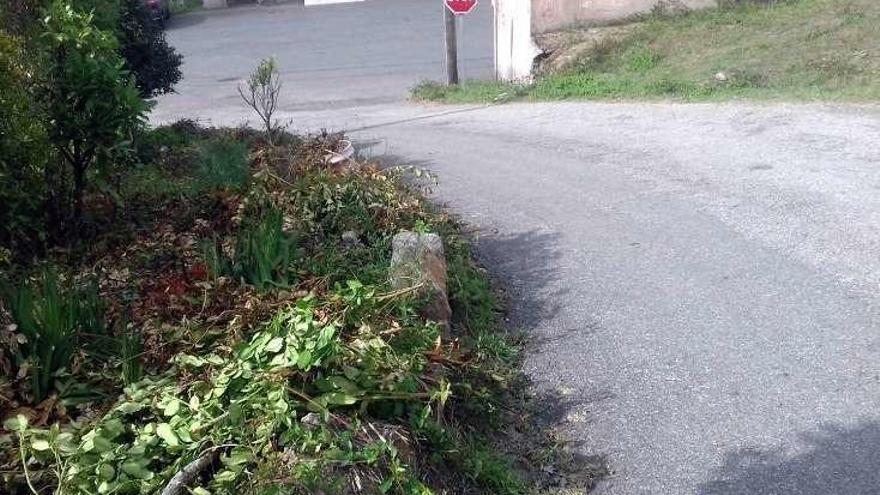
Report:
493,0,541,81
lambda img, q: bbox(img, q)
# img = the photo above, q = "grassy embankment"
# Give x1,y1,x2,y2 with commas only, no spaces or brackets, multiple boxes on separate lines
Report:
414,0,879,103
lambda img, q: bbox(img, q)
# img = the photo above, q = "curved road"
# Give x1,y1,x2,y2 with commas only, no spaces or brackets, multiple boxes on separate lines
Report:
156,2,880,493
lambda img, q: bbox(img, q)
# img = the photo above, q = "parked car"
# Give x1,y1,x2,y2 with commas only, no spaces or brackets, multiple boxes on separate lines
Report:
145,0,171,25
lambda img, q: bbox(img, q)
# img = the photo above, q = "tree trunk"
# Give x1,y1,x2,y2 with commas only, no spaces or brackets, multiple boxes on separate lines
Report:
72,160,86,231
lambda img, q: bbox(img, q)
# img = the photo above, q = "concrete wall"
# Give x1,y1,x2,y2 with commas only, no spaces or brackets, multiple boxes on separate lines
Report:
531,0,717,33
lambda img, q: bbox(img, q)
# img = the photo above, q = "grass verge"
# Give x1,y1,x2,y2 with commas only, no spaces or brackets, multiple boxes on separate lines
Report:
413,0,880,104
170,0,203,15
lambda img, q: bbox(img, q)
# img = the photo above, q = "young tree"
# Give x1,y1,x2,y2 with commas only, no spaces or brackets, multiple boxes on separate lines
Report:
41,0,146,235
239,57,283,146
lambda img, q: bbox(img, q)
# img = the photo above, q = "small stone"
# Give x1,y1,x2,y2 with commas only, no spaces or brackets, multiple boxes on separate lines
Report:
715,71,728,82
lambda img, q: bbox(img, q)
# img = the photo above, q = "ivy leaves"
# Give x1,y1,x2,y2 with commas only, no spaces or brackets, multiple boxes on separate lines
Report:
19,290,448,494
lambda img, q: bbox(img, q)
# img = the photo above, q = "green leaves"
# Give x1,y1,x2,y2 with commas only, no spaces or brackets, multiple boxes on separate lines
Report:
265,336,284,353
36,293,455,493
315,392,359,407
121,459,153,479
162,397,181,417
244,300,338,372
39,0,148,231
81,432,113,453
3,414,28,432
156,423,179,447
31,438,52,451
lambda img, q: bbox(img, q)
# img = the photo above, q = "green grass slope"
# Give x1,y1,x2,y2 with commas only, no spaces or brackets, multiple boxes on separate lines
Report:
414,0,879,103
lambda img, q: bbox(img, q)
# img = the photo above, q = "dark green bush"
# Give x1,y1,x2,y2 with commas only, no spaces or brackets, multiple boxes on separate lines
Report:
41,0,182,98
117,0,182,97
0,32,49,253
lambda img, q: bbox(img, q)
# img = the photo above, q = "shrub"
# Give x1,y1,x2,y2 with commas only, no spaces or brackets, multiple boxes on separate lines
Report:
63,0,183,97
40,0,147,236
70,0,120,32
117,0,182,97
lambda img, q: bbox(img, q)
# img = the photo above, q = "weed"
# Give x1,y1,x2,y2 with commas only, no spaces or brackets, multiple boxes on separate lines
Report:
119,325,143,386
2,269,106,402
193,138,251,192
203,204,302,290
623,46,662,72
411,80,529,104
123,136,249,201
134,124,194,164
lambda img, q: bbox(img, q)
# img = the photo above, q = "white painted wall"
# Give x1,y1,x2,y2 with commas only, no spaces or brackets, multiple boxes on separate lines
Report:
493,0,542,81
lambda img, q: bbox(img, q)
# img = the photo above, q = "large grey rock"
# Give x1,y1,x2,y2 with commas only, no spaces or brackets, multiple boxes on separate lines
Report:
390,232,452,339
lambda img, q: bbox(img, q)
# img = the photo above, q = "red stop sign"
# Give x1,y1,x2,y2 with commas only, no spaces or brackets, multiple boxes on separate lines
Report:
445,0,478,15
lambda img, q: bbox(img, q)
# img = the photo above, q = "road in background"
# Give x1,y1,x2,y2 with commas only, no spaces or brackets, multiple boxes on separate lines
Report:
155,2,880,494
158,0,492,118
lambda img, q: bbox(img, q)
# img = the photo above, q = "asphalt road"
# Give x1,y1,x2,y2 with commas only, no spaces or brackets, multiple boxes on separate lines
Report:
158,0,492,114
156,2,880,494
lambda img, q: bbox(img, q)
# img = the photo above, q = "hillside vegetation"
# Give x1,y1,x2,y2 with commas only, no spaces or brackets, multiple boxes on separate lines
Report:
414,0,879,103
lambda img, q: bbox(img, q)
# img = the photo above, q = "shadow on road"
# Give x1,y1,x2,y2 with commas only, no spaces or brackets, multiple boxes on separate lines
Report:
473,229,565,330
698,422,880,495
